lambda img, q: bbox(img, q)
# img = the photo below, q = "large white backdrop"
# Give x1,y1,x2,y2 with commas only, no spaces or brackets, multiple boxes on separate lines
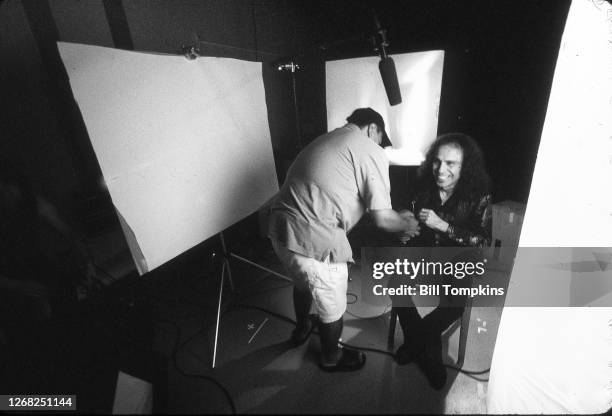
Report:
326,51,444,165
487,0,612,413
59,42,278,274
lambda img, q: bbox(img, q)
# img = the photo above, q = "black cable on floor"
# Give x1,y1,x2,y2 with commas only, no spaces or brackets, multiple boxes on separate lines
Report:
163,317,237,414
234,302,492,379
163,301,491,384
153,278,490,408
446,366,490,375
345,291,391,319
338,340,396,358
445,365,490,382
151,275,240,414
344,308,390,320
234,303,396,359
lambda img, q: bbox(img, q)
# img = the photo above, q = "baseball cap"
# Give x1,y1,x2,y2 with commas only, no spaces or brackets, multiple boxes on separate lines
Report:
346,108,392,147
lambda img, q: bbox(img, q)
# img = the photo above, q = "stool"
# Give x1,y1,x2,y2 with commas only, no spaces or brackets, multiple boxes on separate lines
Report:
387,297,473,368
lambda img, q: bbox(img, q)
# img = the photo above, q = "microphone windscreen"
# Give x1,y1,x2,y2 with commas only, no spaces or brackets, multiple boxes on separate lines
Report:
379,57,402,106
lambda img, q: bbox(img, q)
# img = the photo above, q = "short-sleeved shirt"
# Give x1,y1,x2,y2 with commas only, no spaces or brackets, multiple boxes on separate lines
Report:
268,124,391,263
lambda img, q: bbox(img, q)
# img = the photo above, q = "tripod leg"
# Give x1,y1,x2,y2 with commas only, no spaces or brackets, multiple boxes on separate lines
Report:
212,260,226,368
219,232,235,292
224,257,234,292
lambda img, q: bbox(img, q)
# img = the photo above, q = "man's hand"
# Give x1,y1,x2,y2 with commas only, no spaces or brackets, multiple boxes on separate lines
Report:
397,209,419,243
370,209,420,235
401,212,420,236
418,208,449,232
398,209,415,220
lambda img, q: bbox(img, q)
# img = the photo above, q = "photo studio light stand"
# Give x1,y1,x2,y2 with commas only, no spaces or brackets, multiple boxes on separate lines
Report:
183,25,400,366
207,25,399,367
212,58,305,369
180,41,294,368
277,60,303,150
211,232,291,368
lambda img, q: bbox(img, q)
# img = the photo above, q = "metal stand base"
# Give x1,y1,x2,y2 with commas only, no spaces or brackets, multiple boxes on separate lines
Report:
211,232,291,368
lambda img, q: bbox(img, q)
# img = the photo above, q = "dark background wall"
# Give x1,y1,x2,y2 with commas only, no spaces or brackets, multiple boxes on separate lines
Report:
299,0,571,203
1,0,570,240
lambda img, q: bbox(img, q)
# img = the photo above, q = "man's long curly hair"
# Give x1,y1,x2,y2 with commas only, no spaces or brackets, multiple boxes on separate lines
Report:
417,133,491,199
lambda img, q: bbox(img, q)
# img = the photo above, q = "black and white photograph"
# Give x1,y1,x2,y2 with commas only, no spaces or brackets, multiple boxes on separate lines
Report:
1,0,611,414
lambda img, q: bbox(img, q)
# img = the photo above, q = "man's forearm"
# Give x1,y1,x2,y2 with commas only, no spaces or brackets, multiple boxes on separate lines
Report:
378,211,411,232
370,209,419,234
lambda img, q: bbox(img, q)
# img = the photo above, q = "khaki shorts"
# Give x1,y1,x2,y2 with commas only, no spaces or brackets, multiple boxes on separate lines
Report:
271,240,348,324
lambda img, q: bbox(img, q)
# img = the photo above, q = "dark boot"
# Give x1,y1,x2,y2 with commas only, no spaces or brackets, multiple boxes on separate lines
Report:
412,306,461,389
415,329,447,390
422,306,464,335
319,318,342,363
395,307,426,364
319,318,365,372
290,287,314,346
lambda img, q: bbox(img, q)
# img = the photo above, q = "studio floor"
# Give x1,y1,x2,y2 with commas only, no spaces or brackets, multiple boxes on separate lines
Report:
148,249,504,414
2,233,506,414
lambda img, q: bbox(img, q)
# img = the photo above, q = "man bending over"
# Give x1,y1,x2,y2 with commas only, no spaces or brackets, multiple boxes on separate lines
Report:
268,108,419,372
